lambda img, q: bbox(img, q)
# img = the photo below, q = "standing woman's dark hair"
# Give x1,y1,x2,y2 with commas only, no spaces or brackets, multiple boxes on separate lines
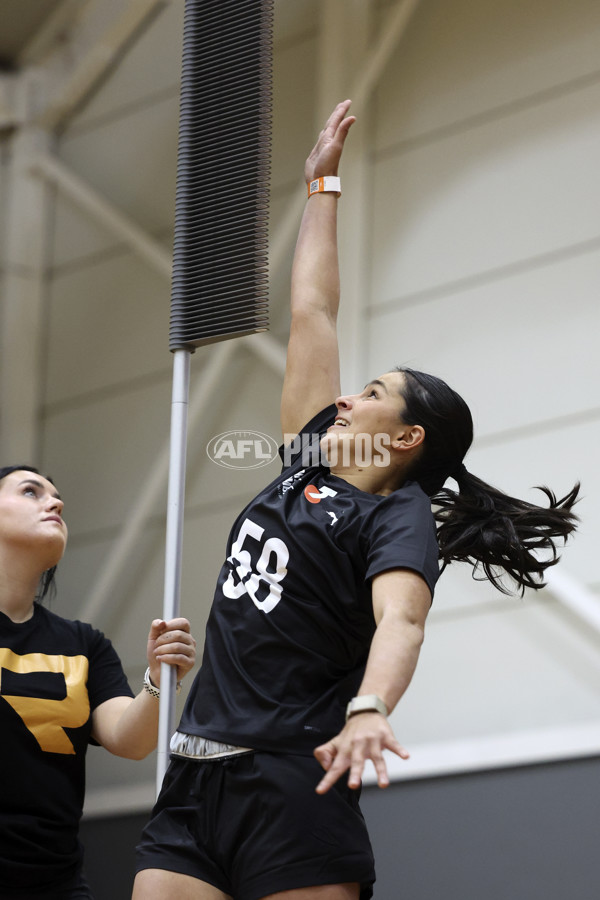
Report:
396,367,580,595
0,464,58,601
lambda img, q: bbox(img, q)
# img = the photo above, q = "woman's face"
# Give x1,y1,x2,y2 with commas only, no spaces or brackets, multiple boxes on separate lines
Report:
0,470,67,565
321,371,409,464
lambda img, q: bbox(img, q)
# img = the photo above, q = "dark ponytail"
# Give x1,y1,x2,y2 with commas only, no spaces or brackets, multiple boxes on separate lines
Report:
395,368,580,595
434,468,579,595
0,464,58,601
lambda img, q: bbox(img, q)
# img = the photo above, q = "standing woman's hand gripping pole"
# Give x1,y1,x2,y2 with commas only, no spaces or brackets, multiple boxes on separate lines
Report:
91,618,196,760
146,617,196,689
281,100,356,441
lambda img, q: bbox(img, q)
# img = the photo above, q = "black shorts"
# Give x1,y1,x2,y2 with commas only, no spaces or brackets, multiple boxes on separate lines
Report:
135,752,375,900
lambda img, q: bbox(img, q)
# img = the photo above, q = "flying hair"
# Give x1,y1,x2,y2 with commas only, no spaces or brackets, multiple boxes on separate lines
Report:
395,367,580,595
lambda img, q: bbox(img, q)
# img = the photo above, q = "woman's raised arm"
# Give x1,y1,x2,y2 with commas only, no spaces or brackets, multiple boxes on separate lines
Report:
280,100,355,440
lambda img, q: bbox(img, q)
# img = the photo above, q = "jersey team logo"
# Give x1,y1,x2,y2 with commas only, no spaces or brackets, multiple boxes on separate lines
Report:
303,485,338,504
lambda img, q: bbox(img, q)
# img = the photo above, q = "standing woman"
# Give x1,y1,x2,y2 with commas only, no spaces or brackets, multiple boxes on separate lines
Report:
133,101,578,900
0,464,196,899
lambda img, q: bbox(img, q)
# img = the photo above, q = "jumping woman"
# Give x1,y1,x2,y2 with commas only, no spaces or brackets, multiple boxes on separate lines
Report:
133,101,578,900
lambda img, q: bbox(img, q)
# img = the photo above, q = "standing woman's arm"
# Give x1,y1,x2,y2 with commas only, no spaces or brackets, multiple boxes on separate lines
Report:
281,100,356,440
90,617,196,759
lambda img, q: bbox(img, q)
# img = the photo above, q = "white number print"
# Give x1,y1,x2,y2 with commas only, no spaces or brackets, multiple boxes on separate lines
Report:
222,517,289,613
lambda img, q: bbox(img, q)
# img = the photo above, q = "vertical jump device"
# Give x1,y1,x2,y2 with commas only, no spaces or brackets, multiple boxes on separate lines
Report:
158,0,274,789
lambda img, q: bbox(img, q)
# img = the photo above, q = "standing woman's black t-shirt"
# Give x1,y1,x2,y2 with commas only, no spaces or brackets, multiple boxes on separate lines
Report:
178,405,439,754
0,605,133,894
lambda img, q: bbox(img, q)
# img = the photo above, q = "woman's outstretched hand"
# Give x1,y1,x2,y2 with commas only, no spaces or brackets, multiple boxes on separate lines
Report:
304,99,356,183
314,712,409,794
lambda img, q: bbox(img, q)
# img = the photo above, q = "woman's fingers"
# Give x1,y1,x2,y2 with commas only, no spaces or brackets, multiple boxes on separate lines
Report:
314,716,410,794
148,617,196,680
324,99,353,134
315,746,350,794
314,738,337,771
304,100,356,181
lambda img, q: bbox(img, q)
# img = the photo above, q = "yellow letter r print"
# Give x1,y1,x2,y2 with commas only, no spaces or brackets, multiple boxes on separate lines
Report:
0,650,90,754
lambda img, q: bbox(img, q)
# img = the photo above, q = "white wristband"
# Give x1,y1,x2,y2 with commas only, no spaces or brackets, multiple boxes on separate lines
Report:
143,667,160,699
307,175,341,198
345,694,388,721
143,666,182,699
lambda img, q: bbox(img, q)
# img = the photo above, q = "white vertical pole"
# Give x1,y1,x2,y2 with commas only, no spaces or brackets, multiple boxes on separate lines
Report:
157,347,191,792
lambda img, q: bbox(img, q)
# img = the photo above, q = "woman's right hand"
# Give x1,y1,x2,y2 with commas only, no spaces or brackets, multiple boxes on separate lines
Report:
304,99,356,183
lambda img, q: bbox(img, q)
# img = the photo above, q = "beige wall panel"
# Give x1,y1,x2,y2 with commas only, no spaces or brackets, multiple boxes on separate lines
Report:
0,148,8,261
272,31,317,190
58,93,179,236
68,1,184,134
41,380,171,536
364,249,600,437
275,0,318,45
45,252,171,405
53,523,165,633
51,188,128,269
49,539,114,623
186,457,280,524
185,353,282,509
180,508,240,628
269,189,294,287
370,80,600,305
393,598,600,745
374,0,600,151
109,503,241,661
267,190,295,341
55,510,214,673
51,191,173,271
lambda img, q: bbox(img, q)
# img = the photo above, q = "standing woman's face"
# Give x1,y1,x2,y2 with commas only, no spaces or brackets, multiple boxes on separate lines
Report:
0,471,68,566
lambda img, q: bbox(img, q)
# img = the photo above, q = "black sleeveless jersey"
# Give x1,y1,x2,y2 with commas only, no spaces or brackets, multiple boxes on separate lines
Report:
178,405,440,755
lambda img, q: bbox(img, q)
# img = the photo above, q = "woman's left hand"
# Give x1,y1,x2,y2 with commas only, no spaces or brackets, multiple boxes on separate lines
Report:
314,712,409,794
146,618,196,686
